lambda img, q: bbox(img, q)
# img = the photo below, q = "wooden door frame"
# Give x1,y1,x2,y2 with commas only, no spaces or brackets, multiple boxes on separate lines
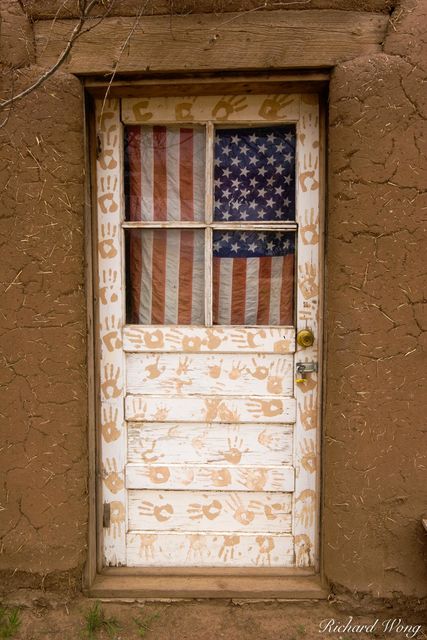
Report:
83,73,328,599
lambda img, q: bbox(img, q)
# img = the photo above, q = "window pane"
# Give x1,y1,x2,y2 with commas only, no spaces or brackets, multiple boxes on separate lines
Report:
126,229,205,324
124,125,205,222
214,125,296,222
213,230,294,326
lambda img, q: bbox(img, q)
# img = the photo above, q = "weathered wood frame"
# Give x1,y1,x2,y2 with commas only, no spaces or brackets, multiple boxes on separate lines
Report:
84,78,327,598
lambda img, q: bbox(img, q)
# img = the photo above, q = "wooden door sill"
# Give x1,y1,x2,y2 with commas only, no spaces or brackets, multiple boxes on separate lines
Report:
87,568,328,599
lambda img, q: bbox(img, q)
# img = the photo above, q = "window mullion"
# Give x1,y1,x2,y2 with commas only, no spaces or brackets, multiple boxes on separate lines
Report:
205,121,214,325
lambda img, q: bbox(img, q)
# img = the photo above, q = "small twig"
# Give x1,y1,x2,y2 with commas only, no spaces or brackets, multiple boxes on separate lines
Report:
99,1,149,122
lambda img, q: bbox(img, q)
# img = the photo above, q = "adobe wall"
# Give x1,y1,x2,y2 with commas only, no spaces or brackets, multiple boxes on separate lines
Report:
0,0,426,600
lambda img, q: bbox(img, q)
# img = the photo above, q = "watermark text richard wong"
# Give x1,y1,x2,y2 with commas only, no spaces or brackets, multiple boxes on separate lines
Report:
319,617,422,638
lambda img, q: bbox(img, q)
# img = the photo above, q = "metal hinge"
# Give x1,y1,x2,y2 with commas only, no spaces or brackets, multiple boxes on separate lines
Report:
103,502,111,528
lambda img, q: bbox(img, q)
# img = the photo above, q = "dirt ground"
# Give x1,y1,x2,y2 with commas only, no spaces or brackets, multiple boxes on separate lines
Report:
1,591,427,640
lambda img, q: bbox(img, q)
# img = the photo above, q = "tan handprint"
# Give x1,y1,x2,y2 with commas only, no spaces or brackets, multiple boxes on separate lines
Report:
146,466,170,484
266,359,289,395
238,468,268,491
103,457,124,494
255,535,275,566
300,438,316,473
300,208,319,245
219,436,248,464
153,403,170,421
298,263,318,300
248,357,269,380
218,402,240,422
295,533,313,567
229,361,246,380
191,429,209,452
231,329,266,349
208,359,223,378
258,95,295,120
188,499,222,521
138,435,162,463
98,176,119,214
139,500,174,522
175,97,196,121
264,501,286,521
98,146,117,171
108,500,125,539
204,328,223,350
143,329,165,349
225,495,255,526
182,335,203,351
136,534,157,561
101,405,120,442
98,109,115,133
99,268,118,305
101,364,122,399
218,535,240,562
145,356,164,379
186,534,209,562
130,397,147,420
177,356,190,376
101,315,122,352
132,99,153,122
212,96,247,121
98,223,118,259
225,495,262,526
295,489,316,528
273,338,292,354
247,399,283,418
299,152,319,192
204,398,221,421
299,395,317,431
257,429,284,451
200,468,231,488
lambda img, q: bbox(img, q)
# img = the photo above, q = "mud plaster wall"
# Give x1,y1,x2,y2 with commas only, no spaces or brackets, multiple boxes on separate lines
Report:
0,0,426,599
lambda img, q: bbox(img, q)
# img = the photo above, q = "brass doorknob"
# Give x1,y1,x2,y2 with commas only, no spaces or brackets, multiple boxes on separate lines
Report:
297,329,315,348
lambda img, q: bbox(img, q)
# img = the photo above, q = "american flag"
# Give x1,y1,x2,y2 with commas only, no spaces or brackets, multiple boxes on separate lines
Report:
213,230,294,325
124,124,295,326
214,126,296,222
125,125,205,324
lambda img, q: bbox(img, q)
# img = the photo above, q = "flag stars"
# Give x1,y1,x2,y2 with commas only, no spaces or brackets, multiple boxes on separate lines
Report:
213,127,296,222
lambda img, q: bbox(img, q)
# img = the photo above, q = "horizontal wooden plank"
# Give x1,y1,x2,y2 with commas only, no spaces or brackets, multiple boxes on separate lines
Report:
126,464,295,492
126,531,294,567
25,1,394,20
125,395,296,423
123,326,295,353
122,94,300,124
128,490,292,532
34,11,388,75
127,422,293,465
89,571,327,599
85,74,329,99
126,353,293,396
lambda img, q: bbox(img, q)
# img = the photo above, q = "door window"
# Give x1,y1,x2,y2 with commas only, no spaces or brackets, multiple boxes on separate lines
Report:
124,123,297,326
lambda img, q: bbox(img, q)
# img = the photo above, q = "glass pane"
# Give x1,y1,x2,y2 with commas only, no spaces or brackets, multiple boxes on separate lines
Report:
213,230,294,325
124,125,205,221
126,229,205,324
214,125,296,222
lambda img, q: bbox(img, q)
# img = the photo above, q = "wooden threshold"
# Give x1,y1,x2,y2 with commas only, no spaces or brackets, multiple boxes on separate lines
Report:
87,569,328,600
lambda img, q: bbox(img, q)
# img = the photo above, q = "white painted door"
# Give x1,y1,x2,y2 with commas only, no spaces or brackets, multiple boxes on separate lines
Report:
95,94,321,569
